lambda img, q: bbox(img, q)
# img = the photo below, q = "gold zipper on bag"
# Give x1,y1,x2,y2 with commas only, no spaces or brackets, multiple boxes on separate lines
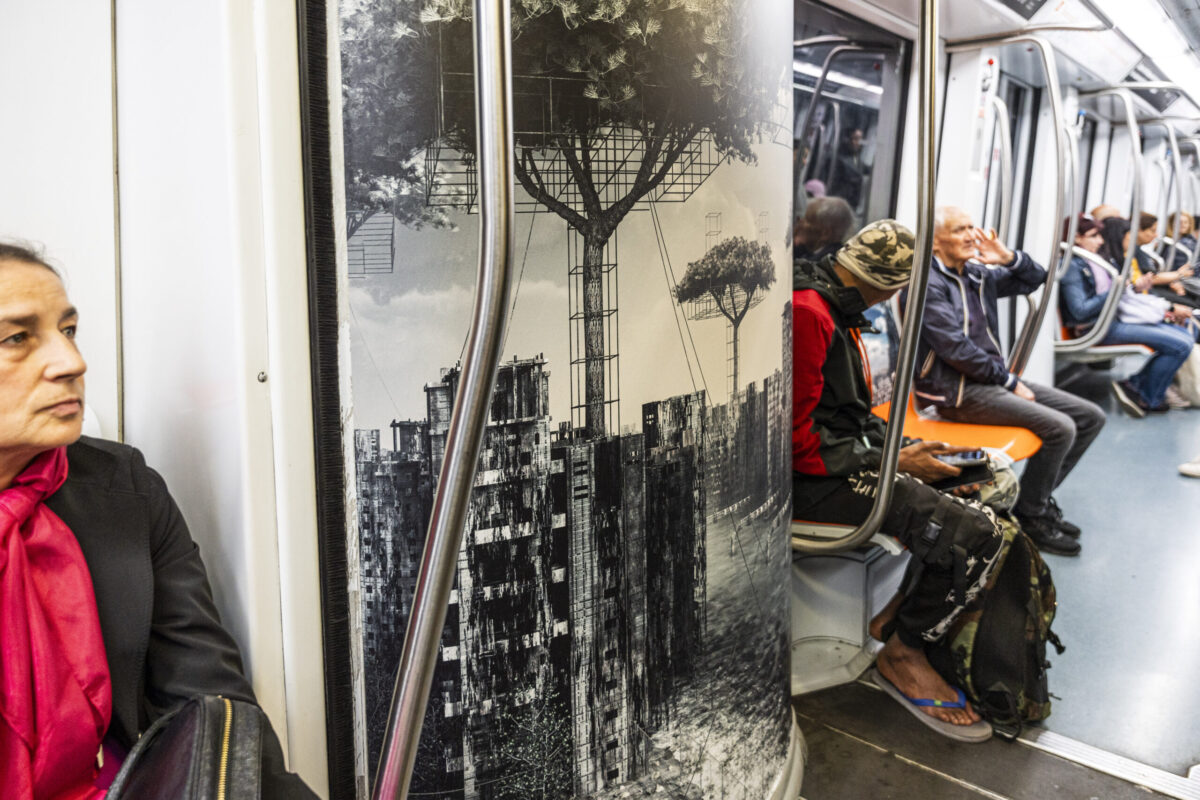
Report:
217,697,233,800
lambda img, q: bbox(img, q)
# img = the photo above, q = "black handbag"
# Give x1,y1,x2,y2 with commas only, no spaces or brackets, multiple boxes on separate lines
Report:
107,695,266,799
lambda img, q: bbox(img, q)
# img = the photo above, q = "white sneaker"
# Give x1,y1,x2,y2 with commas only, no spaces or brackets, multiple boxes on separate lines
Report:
1165,386,1193,409
1180,459,1200,478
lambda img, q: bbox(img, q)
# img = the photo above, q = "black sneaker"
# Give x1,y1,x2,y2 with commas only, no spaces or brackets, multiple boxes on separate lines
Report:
1017,514,1082,556
1111,380,1147,418
1045,497,1081,539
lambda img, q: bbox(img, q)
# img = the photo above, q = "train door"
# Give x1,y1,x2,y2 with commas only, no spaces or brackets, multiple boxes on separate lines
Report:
792,1,910,228
788,0,925,698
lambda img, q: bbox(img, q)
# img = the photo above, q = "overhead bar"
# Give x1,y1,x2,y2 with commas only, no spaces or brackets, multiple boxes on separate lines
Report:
792,0,938,555
945,24,1106,50
371,0,517,796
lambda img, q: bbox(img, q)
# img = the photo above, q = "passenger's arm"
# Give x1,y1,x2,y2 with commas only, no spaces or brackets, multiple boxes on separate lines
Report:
920,280,1014,387
1059,257,1107,325
992,250,1047,297
135,452,319,798
138,455,255,717
793,297,882,476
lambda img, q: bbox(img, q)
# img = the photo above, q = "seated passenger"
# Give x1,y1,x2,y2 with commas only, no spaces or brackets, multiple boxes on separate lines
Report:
1090,203,1122,222
0,243,315,797
1104,213,1200,309
793,220,1007,741
1061,215,1196,416
793,196,855,262
903,207,1105,557
1166,211,1196,269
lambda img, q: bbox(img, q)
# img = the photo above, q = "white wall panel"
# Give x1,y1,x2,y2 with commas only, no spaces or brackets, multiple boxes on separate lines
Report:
115,0,327,794
0,2,120,440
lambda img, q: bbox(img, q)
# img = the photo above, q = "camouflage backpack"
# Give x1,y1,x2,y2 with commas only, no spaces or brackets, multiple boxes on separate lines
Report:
927,517,1065,740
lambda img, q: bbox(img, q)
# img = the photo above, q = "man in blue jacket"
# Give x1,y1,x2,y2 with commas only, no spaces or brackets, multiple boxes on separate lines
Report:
902,207,1105,556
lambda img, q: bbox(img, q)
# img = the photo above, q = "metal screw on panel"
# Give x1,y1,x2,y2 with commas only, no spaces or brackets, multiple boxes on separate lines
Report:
257,372,268,383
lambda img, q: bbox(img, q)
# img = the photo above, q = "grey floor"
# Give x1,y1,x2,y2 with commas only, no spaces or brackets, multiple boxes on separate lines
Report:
1043,364,1200,776
794,362,1200,799
794,680,1173,800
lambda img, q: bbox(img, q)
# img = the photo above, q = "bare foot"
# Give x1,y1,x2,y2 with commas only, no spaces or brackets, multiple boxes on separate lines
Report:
875,633,981,726
868,591,905,642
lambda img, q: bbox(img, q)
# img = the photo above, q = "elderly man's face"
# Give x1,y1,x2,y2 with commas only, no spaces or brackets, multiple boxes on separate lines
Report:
933,208,978,268
0,260,86,471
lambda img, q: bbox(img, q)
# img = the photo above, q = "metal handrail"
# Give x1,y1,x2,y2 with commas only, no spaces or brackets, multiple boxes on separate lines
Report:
793,0,938,555
1139,119,1185,272
371,0,516,796
990,94,1015,245
982,37,1066,375
1181,137,1200,269
824,100,842,188
944,24,1107,49
1058,88,1142,353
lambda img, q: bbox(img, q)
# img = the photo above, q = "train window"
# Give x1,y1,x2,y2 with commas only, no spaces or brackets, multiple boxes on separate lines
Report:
793,0,910,227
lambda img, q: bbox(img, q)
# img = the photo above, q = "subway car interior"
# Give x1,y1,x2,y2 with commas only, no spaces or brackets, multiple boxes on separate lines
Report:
2,0,1200,798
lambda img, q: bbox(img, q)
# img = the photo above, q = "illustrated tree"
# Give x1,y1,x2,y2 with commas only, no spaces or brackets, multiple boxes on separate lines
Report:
673,236,775,394
489,686,573,800
340,0,781,437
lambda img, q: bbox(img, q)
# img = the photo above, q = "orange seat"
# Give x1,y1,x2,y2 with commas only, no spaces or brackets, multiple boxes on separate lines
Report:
873,393,1042,461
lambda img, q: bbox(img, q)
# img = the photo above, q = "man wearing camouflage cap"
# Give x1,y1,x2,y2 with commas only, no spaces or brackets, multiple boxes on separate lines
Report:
793,220,1008,742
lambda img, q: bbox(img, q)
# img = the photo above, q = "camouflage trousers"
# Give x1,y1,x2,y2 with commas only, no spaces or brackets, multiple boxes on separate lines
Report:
793,467,1011,649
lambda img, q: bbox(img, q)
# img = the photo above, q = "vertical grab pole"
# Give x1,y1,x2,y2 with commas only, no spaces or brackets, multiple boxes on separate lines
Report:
1161,124,1184,271
1057,89,1141,353
371,0,516,796
792,0,937,554
1003,38,1066,375
989,95,1015,245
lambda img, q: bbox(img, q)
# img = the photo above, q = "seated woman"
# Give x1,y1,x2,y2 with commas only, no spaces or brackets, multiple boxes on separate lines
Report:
1060,216,1195,416
1107,212,1200,308
0,243,314,797
1166,211,1197,269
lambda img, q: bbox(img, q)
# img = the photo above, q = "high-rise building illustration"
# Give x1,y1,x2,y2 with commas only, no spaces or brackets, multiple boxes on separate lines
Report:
354,356,714,799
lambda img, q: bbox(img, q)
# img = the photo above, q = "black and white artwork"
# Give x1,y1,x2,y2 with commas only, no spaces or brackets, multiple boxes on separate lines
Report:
337,0,793,796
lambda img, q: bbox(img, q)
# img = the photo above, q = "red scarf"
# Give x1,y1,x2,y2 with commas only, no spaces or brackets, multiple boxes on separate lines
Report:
0,448,112,799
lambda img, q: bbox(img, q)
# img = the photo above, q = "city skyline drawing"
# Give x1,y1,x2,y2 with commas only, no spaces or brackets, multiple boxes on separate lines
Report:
337,0,794,796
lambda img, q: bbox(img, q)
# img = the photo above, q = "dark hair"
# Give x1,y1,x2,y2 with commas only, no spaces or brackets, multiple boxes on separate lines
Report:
802,197,855,248
1064,214,1101,241
0,241,59,276
1100,216,1131,264
1139,211,1158,232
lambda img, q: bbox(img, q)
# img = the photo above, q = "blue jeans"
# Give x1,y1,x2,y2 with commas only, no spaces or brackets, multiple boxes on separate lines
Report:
1103,321,1195,406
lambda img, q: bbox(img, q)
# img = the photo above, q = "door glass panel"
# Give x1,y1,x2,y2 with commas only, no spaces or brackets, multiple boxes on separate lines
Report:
794,0,909,229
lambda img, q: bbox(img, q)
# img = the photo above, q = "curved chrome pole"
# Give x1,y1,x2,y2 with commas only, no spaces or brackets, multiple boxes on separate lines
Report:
1058,88,1141,353
994,37,1066,375
825,100,843,188
1145,122,1185,271
793,0,937,555
990,94,1015,245
371,0,515,796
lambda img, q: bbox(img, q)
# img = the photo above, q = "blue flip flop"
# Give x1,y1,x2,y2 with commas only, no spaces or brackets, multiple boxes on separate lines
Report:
868,668,993,743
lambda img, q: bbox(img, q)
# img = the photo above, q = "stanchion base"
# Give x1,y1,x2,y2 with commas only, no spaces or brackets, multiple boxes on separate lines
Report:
768,710,806,800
